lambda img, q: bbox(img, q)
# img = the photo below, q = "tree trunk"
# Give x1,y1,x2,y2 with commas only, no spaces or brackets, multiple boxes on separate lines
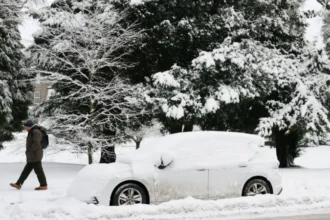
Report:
274,129,290,168
88,142,93,164
168,123,194,134
136,140,141,150
286,131,301,166
99,145,116,163
273,128,303,168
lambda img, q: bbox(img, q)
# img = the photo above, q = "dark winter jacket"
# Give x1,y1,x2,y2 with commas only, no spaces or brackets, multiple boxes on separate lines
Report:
26,126,43,162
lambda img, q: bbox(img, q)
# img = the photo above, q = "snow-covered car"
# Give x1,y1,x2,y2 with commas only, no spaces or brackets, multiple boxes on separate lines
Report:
67,131,282,206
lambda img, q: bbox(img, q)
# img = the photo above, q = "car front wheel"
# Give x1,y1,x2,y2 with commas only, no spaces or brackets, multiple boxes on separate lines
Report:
112,183,148,206
242,178,271,196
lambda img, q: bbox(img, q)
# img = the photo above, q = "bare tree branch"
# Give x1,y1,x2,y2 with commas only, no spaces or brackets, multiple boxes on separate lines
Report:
29,2,150,162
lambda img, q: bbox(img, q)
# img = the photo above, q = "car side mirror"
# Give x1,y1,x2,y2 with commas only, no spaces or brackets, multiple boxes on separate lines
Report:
158,162,167,170
157,153,173,169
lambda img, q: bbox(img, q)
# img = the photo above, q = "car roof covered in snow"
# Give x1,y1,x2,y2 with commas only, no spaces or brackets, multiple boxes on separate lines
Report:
117,131,275,170
143,131,264,148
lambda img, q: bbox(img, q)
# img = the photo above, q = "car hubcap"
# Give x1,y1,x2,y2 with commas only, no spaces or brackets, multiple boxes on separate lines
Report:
247,183,267,196
118,188,142,205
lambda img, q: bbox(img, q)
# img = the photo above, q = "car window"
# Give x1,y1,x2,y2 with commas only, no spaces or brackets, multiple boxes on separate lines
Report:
167,134,258,170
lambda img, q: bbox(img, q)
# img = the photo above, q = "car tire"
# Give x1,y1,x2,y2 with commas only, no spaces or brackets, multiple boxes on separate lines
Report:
242,178,271,196
111,183,148,206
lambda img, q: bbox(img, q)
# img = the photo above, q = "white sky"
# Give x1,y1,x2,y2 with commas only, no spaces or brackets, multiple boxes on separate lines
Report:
19,0,325,48
19,18,41,47
303,0,325,49
19,0,54,47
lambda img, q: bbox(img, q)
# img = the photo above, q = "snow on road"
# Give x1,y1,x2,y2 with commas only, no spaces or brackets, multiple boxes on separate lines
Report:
241,212,330,220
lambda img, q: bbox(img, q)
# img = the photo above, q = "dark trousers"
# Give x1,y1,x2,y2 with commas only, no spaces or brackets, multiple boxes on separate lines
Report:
17,161,47,186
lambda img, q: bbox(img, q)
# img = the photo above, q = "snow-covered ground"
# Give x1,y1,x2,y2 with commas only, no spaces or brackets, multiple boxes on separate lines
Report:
1,133,330,219
1,164,330,220
295,146,330,169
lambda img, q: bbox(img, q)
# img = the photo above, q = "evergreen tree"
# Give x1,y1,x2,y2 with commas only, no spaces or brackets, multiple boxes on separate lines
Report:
0,0,33,149
143,0,330,167
151,38,330,167
322,11,330,56
112,0,308,134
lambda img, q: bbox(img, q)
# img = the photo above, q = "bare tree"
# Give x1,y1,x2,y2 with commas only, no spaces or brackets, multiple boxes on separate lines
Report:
125,121,162,149
29,1,148,164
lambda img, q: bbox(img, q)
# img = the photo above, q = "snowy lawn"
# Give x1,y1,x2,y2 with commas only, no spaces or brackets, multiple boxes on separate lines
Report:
0,132,134,164
1,144,330,219
295,146,330,169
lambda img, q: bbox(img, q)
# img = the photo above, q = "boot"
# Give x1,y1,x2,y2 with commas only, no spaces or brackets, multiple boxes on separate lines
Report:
35,186,48,191
10,183,22,190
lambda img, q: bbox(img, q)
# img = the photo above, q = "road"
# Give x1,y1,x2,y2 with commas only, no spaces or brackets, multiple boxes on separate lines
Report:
244,213,330,220
188,212,330,220
207,213,330,220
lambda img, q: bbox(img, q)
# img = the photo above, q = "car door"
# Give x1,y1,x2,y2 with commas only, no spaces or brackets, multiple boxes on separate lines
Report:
208,165,248,199
154,168,209,202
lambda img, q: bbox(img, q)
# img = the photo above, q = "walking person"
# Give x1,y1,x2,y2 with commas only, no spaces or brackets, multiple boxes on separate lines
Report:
10,120,48,190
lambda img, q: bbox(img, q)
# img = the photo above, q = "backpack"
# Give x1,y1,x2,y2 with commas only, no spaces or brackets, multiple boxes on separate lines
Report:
34,126,49,149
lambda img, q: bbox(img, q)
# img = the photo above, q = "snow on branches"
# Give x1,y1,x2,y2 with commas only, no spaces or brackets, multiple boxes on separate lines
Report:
151,38,330,142
0,0,33,147
151,39,297,117
29,0,148,156
258,48,330,144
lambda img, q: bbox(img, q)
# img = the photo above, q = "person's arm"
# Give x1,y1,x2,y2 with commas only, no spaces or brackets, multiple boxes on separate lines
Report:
30,129,42,151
